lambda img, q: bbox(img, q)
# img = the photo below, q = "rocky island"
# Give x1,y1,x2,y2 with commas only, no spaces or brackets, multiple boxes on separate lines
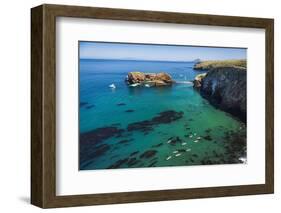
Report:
126,71,174,87
193,60,246,122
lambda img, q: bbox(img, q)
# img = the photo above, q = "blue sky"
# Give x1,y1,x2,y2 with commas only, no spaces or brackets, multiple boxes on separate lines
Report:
79,41,246,61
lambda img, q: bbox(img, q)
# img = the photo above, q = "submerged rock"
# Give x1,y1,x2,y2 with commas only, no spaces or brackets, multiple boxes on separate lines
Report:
203,135,212,141
85,104,95,109
130,151,140,156
117,139,132,144
127,110,184,133
107,158,129,169
223,130,246,162
127,120,154,133
126,71,174,87
79,126,125,167
152,111,184,124
80,102,88,107
80,102,95,109
140,150,158,159
80,126,125,145
152,143,163,148
125,109,135,113
148,161,157,167
80,143,110,169
127,157,140,166
205,128,212,133
111,123,121,126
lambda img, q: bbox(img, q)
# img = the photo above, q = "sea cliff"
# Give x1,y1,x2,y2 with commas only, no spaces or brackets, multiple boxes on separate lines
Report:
193,60,246,122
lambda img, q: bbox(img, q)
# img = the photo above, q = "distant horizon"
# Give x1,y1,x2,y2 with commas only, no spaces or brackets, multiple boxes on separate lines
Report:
79,58,246,62
79,41,247,61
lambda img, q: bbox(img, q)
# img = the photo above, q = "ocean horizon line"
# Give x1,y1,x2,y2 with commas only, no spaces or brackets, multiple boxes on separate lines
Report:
79,58,201,63
79,58,246,63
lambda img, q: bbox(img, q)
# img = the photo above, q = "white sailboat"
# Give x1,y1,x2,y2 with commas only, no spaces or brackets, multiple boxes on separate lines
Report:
109,83,116,89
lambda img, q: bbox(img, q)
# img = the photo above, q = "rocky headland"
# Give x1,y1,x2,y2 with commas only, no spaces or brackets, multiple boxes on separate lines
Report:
193,60,246,122
193,59,246,70
126,71,174,87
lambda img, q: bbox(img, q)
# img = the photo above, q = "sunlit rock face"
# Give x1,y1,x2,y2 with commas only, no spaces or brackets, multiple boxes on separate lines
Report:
126,71,174,86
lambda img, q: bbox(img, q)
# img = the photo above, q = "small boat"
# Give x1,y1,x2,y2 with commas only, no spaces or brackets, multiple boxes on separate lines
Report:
194,133,197,136
167,139,172,144
175,153,181,157
182,142,187,146
144,84,150,87
189,135,193,138
186,148,191,152
173,151,179,154
166,156,172,160
129,83,140,87
109,83,116,89
194,140,199,143
197,137,201,140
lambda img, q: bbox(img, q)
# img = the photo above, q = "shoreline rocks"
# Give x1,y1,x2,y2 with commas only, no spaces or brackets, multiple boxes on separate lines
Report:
193,73,207,88
126,71,174,87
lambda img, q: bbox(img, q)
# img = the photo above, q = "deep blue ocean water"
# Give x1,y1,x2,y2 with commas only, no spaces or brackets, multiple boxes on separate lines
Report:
79,59,246,170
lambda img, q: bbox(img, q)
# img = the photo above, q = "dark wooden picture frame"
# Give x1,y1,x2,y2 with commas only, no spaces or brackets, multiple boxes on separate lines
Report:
31,4,274,208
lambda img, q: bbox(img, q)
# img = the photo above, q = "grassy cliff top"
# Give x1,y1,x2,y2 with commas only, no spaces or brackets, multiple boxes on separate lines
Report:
194,59,246,70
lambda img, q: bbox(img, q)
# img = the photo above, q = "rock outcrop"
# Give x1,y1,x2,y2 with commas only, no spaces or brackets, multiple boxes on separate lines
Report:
194,66,246,122
126,72,174,87
193,73,207,88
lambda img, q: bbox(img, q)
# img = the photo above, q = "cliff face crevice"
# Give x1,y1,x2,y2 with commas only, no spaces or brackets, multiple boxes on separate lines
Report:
195,66,246,122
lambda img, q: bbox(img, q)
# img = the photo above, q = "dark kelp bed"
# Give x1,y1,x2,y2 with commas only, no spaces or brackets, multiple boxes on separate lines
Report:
79,109,246,170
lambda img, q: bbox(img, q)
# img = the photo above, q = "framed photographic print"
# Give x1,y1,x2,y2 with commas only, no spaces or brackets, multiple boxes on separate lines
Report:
31,4,274,208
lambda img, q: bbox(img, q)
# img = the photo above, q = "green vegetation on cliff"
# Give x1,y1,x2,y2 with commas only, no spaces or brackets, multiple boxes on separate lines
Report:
193,59,246,70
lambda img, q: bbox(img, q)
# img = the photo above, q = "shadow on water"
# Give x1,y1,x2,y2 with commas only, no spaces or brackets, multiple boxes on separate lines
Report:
128,85,173,96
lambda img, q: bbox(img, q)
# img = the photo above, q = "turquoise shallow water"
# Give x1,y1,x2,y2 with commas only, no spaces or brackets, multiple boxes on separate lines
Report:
79,59,246,170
